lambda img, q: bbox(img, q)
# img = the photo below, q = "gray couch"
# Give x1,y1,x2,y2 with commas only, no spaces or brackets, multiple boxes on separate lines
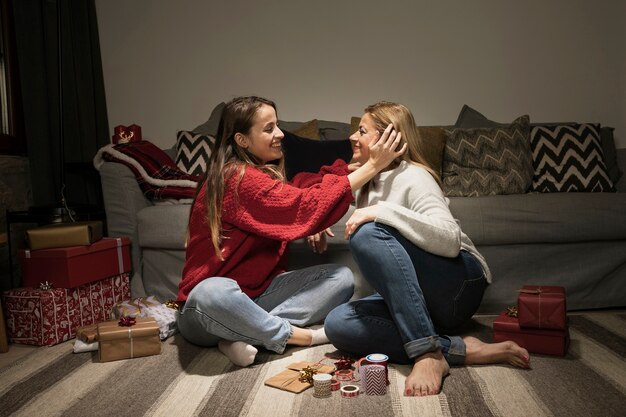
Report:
98,126,626,313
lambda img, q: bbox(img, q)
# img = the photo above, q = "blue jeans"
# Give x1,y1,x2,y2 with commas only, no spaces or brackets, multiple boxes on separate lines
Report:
177,264,354,354
325,222,487,365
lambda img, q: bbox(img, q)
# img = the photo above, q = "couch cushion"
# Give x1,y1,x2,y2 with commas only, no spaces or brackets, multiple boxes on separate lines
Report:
192,102,225,136
530,124,614,192
350,116,360,136
600,126,623,185
417,127,447,177
455,104,507,128
443,115,533,197
448,192,626,245
175,131,215,175
138,204,191,250
318,120,351,140
291,119,320,140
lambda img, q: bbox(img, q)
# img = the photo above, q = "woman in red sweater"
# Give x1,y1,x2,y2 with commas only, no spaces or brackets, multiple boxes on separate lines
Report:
177,96,405,366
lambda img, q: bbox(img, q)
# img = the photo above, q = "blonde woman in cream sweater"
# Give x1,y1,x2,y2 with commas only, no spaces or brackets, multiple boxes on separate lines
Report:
323,102,530,397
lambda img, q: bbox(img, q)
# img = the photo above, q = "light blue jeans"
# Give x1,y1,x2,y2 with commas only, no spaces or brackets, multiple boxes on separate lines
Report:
177,264,354,353
325,222,487,366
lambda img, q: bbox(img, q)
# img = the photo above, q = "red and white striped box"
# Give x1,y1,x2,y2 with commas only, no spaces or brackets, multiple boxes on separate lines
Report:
1,273,130,346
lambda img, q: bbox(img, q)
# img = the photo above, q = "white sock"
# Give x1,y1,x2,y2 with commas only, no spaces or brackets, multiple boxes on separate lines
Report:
309,327,329,346
218,340,258,367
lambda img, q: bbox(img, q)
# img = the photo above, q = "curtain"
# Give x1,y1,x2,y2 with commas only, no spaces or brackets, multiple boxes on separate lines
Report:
12,0,109,208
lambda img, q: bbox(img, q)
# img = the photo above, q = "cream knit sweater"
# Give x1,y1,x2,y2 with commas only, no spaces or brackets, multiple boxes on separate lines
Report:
356,160,492,283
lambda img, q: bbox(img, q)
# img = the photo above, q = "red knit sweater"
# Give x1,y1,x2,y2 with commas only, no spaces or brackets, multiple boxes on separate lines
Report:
177,162,353,301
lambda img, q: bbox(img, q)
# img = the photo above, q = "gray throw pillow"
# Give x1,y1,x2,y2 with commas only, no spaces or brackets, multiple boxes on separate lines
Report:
455,104,507,128
192,102,226,136
443,115,533,197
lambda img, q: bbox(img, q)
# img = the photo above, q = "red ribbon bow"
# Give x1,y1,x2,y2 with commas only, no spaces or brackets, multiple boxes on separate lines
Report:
334,356,354,371
118,316,136,327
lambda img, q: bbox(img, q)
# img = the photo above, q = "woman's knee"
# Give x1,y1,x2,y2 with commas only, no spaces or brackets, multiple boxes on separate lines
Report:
328,265,355,299
185,277,239,311
349,222,380,254
325,303,352,344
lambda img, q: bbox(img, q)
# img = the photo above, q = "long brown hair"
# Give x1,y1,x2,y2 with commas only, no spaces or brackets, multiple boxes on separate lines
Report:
364,101,442,188
191,96,285,260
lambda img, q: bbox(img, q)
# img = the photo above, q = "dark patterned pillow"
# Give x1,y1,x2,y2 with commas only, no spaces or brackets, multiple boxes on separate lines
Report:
530,124,614,192
175,131,215,175
443,115,533,197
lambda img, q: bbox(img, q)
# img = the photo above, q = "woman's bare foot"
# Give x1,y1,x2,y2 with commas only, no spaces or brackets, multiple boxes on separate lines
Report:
404,349,450,396
463,336,530,368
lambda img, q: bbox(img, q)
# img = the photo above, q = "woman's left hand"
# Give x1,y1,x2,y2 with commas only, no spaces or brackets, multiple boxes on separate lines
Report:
345,205,379,239
306,228,334,254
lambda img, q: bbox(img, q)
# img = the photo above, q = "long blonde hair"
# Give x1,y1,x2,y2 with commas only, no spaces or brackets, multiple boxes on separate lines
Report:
364,101,442,187
190,96,285,260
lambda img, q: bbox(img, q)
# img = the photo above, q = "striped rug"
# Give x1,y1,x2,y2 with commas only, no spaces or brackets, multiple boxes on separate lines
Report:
1,311,624,417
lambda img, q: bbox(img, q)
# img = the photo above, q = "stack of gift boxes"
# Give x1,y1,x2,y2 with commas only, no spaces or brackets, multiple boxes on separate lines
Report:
493,285,569,356
1,221,161,361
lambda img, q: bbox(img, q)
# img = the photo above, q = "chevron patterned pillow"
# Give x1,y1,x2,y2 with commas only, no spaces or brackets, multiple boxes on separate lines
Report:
175,131,215,175
530,124,614,192
443,115,533,197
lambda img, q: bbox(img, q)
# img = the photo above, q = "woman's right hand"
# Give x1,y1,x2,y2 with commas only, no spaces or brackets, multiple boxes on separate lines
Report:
346,124,407,192
367,124,407,171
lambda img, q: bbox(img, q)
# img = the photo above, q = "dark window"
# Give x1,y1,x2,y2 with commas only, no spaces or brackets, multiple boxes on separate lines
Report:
0,0,24,155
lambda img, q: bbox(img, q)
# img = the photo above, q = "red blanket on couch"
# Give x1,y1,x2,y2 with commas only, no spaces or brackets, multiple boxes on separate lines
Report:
93,141,201,200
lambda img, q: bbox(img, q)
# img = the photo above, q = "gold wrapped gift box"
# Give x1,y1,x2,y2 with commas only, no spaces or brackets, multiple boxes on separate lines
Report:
264,361,335,393
97,317,161,362
26,221,103,250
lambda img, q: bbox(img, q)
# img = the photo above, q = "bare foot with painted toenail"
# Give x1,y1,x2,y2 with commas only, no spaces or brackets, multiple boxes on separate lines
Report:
404,349,450,396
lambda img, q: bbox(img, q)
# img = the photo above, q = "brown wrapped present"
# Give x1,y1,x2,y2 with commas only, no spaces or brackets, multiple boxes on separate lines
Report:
264,361,335,393
98,317,161,362
76,323,99,343
110,296,179,341
26,221,103,251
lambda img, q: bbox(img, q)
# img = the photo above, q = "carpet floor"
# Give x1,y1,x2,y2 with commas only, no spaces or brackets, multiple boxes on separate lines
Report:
0,311,624,417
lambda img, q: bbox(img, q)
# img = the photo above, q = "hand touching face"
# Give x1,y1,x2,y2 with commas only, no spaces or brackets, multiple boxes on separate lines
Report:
349,113,380,165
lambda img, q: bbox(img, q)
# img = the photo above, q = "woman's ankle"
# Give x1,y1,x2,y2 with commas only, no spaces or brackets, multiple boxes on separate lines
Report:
287,326,312,346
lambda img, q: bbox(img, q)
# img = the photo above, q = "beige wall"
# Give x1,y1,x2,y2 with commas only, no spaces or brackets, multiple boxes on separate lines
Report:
95,0,625,149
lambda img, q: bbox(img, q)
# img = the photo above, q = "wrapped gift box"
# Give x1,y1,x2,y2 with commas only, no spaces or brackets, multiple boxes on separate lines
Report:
264,362,336,393
1,274,130,346
517,285,566,330
98,317,161,362
110,296,178,340
76,323,98,343
26,221,103,251
19,237,131,288
493,312,569,356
